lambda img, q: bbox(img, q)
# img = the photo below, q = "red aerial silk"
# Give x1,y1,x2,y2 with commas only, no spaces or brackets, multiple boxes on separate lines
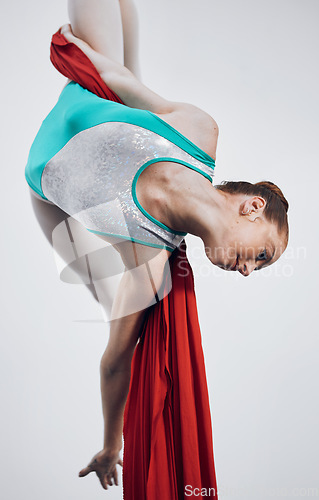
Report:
50,28,124,103
51,28,218,500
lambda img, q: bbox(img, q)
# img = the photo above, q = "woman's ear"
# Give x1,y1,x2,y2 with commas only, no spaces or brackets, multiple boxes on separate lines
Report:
240,196,266,216
250,196,266,213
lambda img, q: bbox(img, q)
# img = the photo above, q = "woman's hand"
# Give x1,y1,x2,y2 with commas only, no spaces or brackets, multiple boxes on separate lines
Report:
60,24,90,50
59,23,120,76
78,448,123,490
58,24,174,113
60,23,76,43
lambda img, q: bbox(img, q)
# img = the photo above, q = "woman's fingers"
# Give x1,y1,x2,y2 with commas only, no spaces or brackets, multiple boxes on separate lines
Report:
98,472,109,490
113,467,119,486
60,24,77,44
78,450,122,489
60,23,72,36
78,465,93,477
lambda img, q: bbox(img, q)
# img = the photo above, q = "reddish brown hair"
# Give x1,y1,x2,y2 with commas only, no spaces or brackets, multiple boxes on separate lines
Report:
215,180,289,241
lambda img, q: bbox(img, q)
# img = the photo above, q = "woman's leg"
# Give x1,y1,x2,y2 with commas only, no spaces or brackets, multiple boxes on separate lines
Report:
68,0,124,64
68,0,141,78
119,0,141,79
29,189,125,319
30,1,143,319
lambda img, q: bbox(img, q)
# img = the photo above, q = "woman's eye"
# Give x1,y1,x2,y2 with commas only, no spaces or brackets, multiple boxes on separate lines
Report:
257,250,267,261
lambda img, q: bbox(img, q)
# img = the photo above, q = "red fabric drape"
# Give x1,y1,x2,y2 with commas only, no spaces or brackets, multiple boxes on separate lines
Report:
122,241,218,499
50,29,124,103
51,28,218,500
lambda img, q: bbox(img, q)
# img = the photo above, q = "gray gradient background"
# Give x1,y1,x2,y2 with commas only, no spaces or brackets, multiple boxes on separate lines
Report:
1,0,318,498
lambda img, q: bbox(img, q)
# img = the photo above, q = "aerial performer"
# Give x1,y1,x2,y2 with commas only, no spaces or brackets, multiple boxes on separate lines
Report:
25,0,289,498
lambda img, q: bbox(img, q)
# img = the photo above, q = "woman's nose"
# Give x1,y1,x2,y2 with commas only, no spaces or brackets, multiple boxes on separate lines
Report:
239,261,255,276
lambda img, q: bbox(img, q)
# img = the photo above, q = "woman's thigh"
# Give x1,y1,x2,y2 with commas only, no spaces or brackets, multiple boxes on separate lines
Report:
29,189,173,320
29,188,125,318
68,0,124,64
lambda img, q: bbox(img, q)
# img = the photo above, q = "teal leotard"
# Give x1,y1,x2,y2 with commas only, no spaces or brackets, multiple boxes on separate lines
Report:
25,82,215,251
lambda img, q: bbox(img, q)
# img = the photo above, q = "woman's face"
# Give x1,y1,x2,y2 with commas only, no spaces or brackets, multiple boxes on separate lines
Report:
208,207,286,276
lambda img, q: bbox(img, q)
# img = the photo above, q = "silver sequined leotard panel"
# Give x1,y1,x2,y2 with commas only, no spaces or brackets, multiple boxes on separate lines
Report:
25,82,215,252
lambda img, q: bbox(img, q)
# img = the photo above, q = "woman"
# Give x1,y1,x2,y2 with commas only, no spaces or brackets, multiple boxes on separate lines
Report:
25,0,289,491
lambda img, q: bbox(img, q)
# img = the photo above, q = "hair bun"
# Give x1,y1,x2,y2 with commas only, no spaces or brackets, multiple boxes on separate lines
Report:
254,181,289,213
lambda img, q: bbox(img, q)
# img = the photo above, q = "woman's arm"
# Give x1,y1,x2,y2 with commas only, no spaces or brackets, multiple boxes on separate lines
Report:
99,272,150,455
99,244,171,451
61,24,175,113
78,287,147,490
78,244,171,489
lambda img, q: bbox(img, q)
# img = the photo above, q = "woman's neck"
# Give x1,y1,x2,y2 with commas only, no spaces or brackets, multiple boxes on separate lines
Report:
165,179,233,244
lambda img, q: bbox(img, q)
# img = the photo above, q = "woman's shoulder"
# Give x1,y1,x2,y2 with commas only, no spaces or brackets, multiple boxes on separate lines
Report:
153,102,219,159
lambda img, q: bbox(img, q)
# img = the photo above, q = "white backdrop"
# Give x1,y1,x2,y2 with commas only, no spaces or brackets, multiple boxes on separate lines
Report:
1,0,318,499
